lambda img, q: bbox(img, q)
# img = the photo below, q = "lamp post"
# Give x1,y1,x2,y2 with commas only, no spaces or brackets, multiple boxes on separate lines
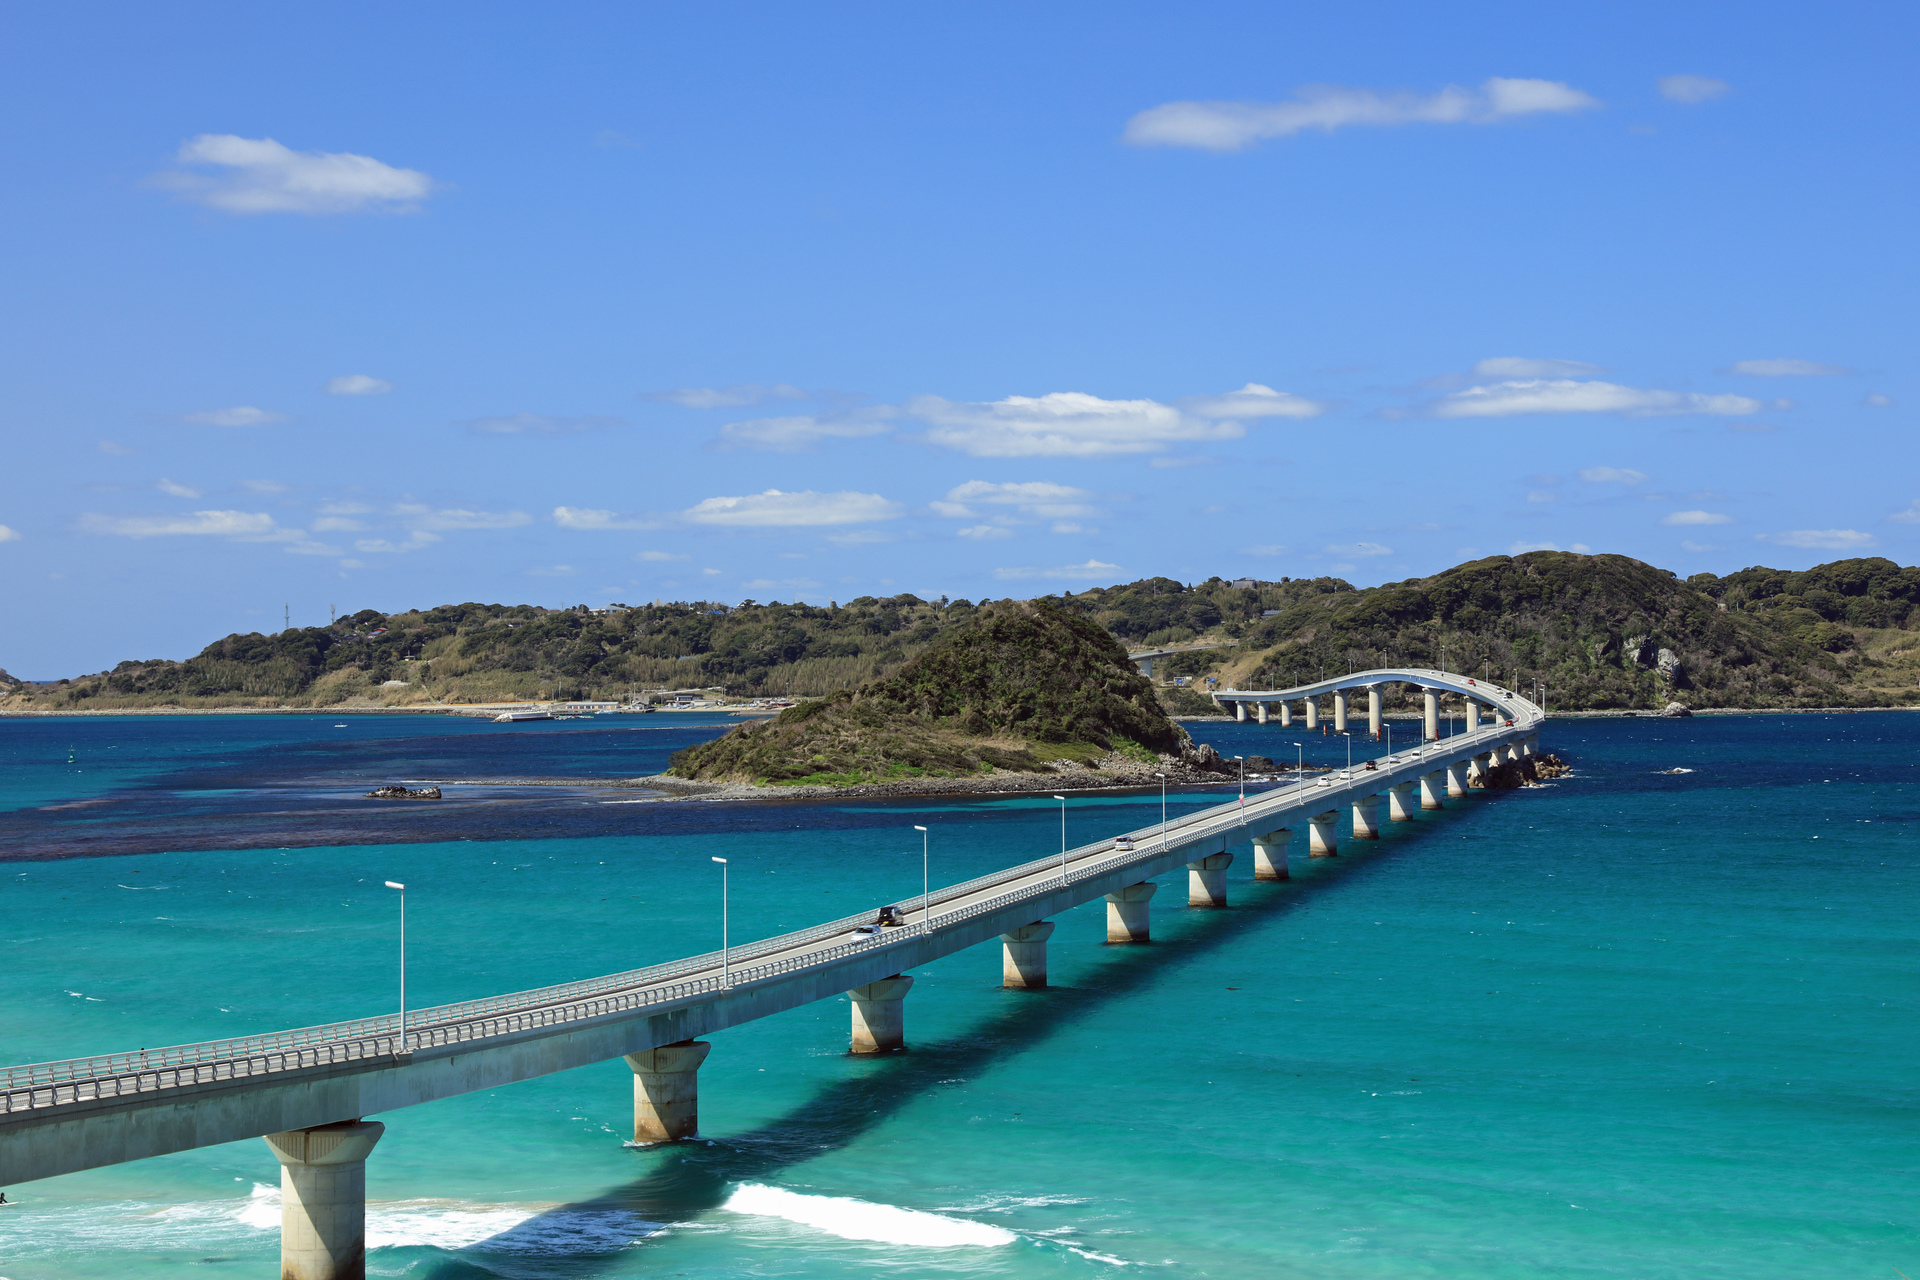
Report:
1340,731,1352,775
1054,794,1068,884
913,825,929,934
1235,756,1245,807
1156,771,1168,850
1292,742,1304,790
710,856,730,987
383,881,406,1055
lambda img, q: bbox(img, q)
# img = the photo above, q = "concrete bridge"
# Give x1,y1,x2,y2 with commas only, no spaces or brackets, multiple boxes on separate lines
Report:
1211,667,1525,743
1,669,1543,1279
1126,640,1234,678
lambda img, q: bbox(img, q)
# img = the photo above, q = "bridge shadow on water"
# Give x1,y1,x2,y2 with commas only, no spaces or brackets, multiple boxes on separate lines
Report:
412,803,1489,1278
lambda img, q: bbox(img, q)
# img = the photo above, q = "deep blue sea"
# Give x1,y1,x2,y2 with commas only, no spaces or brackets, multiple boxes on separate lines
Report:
1,710,1915,1278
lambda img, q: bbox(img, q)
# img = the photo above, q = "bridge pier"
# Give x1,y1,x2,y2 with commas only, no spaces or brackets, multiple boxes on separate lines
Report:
1469,751,1491,785
1351,793,1382,839
1305,698,1319,730
1388,781,1418,821
1252,829,1291,879
1278,701,1292,727
1234,700,1247,722
1000,922,1054,988
1368,686,1382,740
1105,882,1156,942
1447,760,1471,798
848,975,913,1052
624,1040,711,1142
1309,810,1339,857
1187,852,1233,906
1423,689,1439,741
1333,690,1349,733
1465,700,1480,732
1256,701,1268,725
1420,770,1446,810
264,1120,385,1280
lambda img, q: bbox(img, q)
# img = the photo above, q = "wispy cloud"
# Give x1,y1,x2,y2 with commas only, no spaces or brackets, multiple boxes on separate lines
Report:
1434,380,1761,418
1724,358,1855,377
1178,382,1324,420
1662,510,1731,525
554,507,658,531
0,525,20,543
1508,540,1592,554
183,405,287,427
97,441,136,455
326,374,393,396
157,134,432,215
407,508,530,531
650,384,808,409
1324,541,1393,557
1757,529,1876,550
355,531,442,554
1580,467,1649,485
1473,356,1604,378
1864,394,1896,408
911,392,1238,457
464,413,622,436
634,550,687,561
526,565,578,577
82,510,278,538
683,490,904,527
935,480,1097,520
716,412,892,452
1659,75,1730,104
156,478,201,498
1124,77,1599,152
993,559,1122,581
958,525,1015,540
1885,501,1920,525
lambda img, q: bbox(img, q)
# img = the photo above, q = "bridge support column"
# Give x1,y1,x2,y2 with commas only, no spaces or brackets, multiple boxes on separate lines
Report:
1252,829,1291,880
1351,793,1382,839
1309,810,1340,857
848,975,913,1053
1424,689,1439,741
1305,698,1319,730
624,1040,711,1143
1388,781,1418,821
1368,687,1382,740
1000,922,1054,989
1465,700,1480,731
264,1120,385,1280
1279,702,1292,727
1446,760,1471,798
1234,700,1247,722
1256,701,1268,725
1420,770,1446,810
1187,852,1233,907
1105,883,1157,943
1470,751,1491,784
1333,690,1349,733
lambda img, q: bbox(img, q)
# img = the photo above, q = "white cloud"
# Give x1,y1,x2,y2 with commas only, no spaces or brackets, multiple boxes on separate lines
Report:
410,509,530,531
1885,501,1920,525
464,413,622,436
652,384,808,409
1435,380,1762,418
553,507,657,531
1725,358,1855,376
1179,382,1324,419
634,550,687,561
354,531,442,554
320,502,373,515
281,539,345,556
0,525,19,543
326,375,393,396
1663,510,1731,525
1324,541,1393,557
1658,75,1730,104
82,510,277,538
1472,356,1604,378
183,405,287,427
159,134,432,215
156,478,201,498
958,525,1015,540
684,490,904,527
240,479,286,494
1758,529,1877,550
825,529,897,546
1051,522,1093,534
911,392,1238,457
1123,77,1599,151
311,516,369,533
941,480,1097,519
993,559,1122,581
716,413,892,452
1580,467,1649,485
1864,394,1895,408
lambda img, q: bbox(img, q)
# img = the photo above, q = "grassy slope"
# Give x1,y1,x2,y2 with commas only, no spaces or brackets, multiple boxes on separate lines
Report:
666,599,1184,784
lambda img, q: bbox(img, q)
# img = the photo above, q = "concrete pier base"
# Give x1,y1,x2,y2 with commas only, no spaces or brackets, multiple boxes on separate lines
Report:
1420,770,1446,810
1388,781,1418,822
1446,760,1471,798
1252,829,1291,879
1309,810,1340,857
1255,701,1268,725
624,1040,711,1143
1305,698,1319,730
999,922,1055,988
1187,852,1233,906
1333,690,1349,733
1465,701,1480,732
1279,702,1292,727
1105,882,1157,942
1368,686,1382,740
848,975,913,1053
1469,752,1490,785
263,1120,385,1280
1234,701,1247,722
1351,793,1382,839
1424,689,1439,741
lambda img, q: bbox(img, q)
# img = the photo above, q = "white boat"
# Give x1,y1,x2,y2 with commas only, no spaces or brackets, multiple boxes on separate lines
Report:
493,709,553,723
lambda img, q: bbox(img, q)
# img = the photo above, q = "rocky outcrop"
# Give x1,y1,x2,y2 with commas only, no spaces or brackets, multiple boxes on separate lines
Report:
1471,752,1571,789
1656,647,1690,687
1660,701,1693,718
366,785,442,800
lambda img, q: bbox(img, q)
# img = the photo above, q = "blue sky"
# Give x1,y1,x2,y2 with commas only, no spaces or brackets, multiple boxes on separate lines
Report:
3,1,1915,676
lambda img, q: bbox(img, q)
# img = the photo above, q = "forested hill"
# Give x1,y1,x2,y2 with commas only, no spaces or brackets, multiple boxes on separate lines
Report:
4,554,1918,713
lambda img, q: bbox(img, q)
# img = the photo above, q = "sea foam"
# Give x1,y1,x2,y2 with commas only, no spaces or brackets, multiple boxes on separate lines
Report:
722,1183,1016,1247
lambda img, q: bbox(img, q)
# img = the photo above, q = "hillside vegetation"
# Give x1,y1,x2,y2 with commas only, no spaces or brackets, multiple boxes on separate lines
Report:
667,599,1186,785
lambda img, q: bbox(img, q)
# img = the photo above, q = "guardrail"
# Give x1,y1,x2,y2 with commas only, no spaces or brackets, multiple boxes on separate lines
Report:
2,686,1539,1115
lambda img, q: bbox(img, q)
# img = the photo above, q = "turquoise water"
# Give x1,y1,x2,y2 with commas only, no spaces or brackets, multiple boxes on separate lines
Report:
0,712,1915,1277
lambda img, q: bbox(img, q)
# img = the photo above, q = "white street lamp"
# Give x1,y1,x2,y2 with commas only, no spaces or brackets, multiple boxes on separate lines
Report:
383,881,406,1055
1234,755,1245,807
913,825,929,934
1292,742,1304,788
1156,771,1168,851
710,857,730,988
1053,794,1068,884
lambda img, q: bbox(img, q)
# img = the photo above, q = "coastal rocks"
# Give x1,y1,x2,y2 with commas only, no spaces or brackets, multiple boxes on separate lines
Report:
1470,752,1571,789
366,785,441,800
1661,702,1693,718
1624,635,1654,669
1657,648,1691,688
1244,755,1275,772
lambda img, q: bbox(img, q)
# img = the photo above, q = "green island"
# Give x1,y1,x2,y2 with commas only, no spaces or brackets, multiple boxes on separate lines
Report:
5,552,1919,720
